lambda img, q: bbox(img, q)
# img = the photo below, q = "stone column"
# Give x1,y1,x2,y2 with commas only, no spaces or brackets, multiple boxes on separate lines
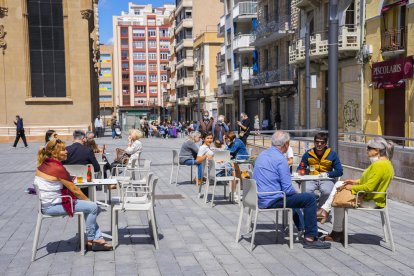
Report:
270,95,277,129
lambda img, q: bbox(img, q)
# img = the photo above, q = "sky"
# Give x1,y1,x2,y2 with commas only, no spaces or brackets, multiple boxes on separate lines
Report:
98,0,174,45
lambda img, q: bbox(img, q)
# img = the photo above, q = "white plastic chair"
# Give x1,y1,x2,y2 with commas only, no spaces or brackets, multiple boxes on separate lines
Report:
235,179,294,251
31,183,85,261
204,159,241,207
344,191,395,252
112,175,159,249
63,165,96,200
169,149,198,186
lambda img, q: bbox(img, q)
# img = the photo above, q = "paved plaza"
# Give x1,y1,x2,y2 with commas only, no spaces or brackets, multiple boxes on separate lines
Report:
1,135,414,275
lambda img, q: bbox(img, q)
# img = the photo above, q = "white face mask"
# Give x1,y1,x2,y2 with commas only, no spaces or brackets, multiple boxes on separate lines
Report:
369,156,379,163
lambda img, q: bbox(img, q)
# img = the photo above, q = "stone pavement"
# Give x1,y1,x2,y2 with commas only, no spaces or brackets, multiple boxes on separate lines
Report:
1,135,414,275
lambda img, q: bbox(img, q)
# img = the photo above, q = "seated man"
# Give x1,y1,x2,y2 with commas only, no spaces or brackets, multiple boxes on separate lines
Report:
299,133,343,209
253,131,331,249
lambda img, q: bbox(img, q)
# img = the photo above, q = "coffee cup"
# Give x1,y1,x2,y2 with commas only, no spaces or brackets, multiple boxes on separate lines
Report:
293,172,299,177
319,172,328,178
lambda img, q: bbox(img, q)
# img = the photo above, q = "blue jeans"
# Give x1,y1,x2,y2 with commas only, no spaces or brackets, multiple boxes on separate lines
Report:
111,129,116,138
268,193,317,238
182,159,202,179
42,200,102,241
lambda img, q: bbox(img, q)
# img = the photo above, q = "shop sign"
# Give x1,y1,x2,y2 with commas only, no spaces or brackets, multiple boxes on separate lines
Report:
372,56,413,89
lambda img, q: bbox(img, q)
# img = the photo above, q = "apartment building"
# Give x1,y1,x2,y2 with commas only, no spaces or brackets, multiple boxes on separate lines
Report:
289,0,362,132
191,32,224,120
113,3,175,126
173,0,224,122
363,0,414,144
99,45,115,126
166,12,177,120
248,0,297,130
0,0,100,141
216,0,258,128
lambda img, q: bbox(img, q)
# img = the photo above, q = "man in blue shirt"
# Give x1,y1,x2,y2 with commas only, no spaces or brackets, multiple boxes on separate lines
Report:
253,131,331,249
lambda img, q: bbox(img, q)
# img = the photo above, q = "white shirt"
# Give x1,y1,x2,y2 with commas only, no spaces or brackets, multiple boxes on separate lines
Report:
34,176,63,208
94,118,102,128
284,146,294,160
197,144,214,157
125,140,143,166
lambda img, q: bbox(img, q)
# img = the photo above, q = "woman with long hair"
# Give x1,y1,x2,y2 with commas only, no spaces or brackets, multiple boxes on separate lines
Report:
35,139,112,251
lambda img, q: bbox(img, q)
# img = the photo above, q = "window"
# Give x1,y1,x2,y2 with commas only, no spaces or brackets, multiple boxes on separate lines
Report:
160,53,169,60
99,95,112,102
263,49,269,70
122,62,129,69
148,52,157,60
148,63,157,71
27,0,66,97
121,39,128,48
161,75,167,82
134,74,146,82
132,29,145,37
150,74,157,82
100,54,111,61
133,40,144,48
100,68,111,76
133,63,146,71
274,46,279,69
148,29,156,37
99,82,112,90
160,41,169,49
148,19,156,26
122,85,129,93
122,74,129,80
160,29,169,37
149,86,158,94
135,85,146,93
133,52,146,60
121,27,128,35
148,40,156,48
264,5,269,23
121,50,129,59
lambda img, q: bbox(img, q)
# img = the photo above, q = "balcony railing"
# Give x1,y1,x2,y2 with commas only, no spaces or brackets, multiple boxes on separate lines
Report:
255,15,292,40
233,34,256,51
381,27,407,52
233,67,253,83
249,66,295,87
292,0,322,10
233,1,257,20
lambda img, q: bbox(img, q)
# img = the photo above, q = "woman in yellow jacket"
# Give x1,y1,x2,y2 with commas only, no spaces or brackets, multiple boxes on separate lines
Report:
318,137,395,242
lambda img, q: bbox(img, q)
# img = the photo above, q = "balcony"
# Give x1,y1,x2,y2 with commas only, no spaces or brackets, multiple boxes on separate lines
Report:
249,66,295,88
175,0,192,13
122,95,131,106
293,0,322,10
218,73,227,85
289,26,360,64
176,56,194,69
220,44,226,56
233,67,253,84
177,97,189,105
217,15,225,37
177,77,194,87
175,18,193,34
233,1,257,22
133,98,151,106
225,14,232,29
252,16,294,47
188,89,205,99
216,84,233,98
176,38,193,51
381,27,407,57
233,34,256,52
167,94,176,103
225,45,232,59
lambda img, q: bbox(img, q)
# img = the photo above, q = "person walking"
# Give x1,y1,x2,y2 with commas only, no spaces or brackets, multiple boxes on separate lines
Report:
198,111,214,136
94,115,103,138
13,115,28,148
111,116,117,139
237,112,251,145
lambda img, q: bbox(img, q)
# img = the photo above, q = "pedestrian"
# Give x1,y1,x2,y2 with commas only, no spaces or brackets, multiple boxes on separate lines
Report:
237,112,251,145
212,115,229,143
254,115,260,133
13,115,28,148
111,116,117,139
94,115,102,138
198,111,213,136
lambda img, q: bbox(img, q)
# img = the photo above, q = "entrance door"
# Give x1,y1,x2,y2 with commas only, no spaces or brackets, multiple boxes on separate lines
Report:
384,88,405,142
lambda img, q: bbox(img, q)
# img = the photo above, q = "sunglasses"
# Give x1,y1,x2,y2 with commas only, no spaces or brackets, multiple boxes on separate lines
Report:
314,140,326,145
367,146,376,151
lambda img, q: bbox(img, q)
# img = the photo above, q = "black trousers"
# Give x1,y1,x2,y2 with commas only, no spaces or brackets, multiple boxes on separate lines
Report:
13,131,28,147
240,134,248,145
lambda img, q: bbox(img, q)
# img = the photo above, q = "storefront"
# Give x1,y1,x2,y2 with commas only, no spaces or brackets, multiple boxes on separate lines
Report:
372,56,413,139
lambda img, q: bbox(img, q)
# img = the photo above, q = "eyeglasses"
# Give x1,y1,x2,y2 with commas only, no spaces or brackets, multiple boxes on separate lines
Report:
314,140,326,145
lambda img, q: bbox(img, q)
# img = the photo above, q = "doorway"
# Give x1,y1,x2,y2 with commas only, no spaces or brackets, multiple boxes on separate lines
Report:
384,88,405,143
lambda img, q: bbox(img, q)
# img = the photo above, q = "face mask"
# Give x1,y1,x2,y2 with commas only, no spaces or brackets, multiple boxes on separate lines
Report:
217,120,223,124
204,116,209,120
369,156,379,163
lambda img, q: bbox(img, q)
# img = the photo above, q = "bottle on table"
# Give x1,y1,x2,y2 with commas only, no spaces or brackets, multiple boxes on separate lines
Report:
102,144,106,154
299,162,306,176
87,164,92,182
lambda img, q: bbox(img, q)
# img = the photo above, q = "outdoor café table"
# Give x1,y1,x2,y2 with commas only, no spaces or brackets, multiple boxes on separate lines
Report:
98,161,107,179
291,174,333,193
76,178,118,202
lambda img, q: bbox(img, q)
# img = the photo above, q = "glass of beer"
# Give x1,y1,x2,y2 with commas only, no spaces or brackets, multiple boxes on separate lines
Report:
77,176,83,183
309,165,316,173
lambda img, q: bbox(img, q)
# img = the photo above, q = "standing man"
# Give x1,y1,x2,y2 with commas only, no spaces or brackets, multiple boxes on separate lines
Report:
13,115,28,148
212,115,229,143
237,112,251,145
198,111,214,137
111,116,117,139
253,131,331,249
299,132,343,221
94,115,102,138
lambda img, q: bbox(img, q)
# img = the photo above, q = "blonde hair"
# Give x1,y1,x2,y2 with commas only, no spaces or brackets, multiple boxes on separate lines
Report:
37,138,66,166
128,129,143,141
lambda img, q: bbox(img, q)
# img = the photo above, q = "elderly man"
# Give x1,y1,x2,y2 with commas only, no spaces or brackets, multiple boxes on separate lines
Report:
253,131,331,249
299,132,343,221
212,115,229,143
198,110,213,136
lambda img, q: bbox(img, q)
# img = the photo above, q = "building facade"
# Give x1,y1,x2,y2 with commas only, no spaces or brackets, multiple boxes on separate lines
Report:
0,0,100,141
173,0,224,122
99,44,115,126
112,3,175,127
191,32,224,120
363,0,414,145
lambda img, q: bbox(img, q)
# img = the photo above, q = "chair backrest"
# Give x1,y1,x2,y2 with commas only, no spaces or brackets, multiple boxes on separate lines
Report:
242,178,258,210
172,149,179,165
122,174,158,209
63,164,94,179
94,152,103,162
248,148,253,156
129,159,151,181
213,150,231,163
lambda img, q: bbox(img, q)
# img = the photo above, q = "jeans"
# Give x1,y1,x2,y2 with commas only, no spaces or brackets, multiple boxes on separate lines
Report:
268,193,318,238
182,159,202,179
42,200,102,240
111,129,116,139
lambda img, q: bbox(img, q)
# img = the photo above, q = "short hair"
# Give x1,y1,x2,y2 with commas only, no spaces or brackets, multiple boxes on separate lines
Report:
86,131,94,138
203,132,213,139
73,130,86,140
241,112,247,117
214,139,223,148
271,131,290,147
227,131,237,141
314,132,328,143
367,137,395,160
129,129,143,141
188,131,201,142
217,115,225,121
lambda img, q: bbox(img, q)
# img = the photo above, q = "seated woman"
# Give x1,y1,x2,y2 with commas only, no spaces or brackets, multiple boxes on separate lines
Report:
86,138,110,178
318,137,395,242
125,129,143,167
224,131,249,160
196,132,215,180
179,131,203,184
35,138,112,251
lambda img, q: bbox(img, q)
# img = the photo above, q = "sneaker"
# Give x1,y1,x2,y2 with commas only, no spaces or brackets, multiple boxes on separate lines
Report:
303,238,331,249
296,230,304,241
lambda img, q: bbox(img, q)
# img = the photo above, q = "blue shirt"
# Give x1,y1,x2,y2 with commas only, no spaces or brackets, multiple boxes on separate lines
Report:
226,138,248,160
253,146,297,208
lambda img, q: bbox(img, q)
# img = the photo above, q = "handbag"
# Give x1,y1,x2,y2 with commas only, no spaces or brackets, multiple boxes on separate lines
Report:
332,186,360,208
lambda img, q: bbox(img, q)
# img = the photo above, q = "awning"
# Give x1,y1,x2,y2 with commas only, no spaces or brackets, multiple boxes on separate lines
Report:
381,0,408,13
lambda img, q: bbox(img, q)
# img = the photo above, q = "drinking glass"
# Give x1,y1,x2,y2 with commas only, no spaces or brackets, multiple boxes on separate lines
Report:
309,165,316,173
77,176,83,183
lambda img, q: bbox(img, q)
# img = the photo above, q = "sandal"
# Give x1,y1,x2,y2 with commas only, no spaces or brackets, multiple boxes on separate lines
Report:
92,241,113,251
